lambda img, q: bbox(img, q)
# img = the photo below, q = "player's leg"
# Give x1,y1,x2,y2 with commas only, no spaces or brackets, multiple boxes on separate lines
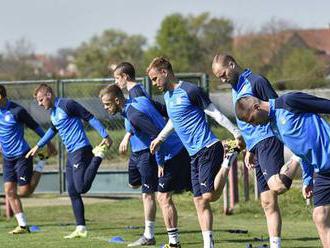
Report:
191,154,214,248
128,150,158,247
17,155,40,196
156,149,190,247
312,173,330,247
253,137,285,248
263,138,299,194
3,158,30,234
64,155,87,239
70,146,102,194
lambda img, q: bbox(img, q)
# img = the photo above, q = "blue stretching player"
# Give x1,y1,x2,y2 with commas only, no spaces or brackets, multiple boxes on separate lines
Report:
25,84,112,239
212,54,301,248
113,62,168,246
99,84,191,248
236,92,330,247
0,84,56,234
147,57,244,248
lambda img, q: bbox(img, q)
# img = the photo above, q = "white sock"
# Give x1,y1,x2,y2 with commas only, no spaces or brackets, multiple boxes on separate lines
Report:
202,230,214,248
167,227,179,244
270,237,281,248
76,225,86,232
34,160,46,173
15,212,27,227
222,151,238,168
143,220,155,239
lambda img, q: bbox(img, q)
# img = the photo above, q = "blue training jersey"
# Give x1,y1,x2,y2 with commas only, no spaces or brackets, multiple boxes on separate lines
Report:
126,83,167,152
269,92,330,185
37,98,108,153
233,69,277,150
164,81,218,156
0,100,44,158
123,96,183,166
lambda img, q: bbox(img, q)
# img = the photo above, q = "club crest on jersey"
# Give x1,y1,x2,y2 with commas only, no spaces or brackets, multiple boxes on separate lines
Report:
4,114,12,122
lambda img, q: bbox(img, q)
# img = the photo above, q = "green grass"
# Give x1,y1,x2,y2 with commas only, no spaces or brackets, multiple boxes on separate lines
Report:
0,188,321,248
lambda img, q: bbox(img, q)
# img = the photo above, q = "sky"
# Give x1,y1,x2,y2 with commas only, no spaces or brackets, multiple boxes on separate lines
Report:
0,0,329,54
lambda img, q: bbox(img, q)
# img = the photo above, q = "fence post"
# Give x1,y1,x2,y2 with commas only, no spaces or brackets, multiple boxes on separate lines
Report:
242,151,250,201
254,170,259,200
201,74,209,95
229,159,239,207
223,179,230,215
144,76,152,97
56,80,65,194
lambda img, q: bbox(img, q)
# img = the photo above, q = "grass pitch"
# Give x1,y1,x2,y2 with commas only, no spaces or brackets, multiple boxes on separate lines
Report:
0,188,321,248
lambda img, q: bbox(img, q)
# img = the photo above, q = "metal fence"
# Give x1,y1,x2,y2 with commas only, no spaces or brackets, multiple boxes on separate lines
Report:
0,73,208,194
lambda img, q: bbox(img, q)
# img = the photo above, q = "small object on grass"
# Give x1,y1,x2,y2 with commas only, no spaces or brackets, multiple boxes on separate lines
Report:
30,225,40,232
109,236,125,243
246,244,253,248
125,225,140,230
228,229,248,234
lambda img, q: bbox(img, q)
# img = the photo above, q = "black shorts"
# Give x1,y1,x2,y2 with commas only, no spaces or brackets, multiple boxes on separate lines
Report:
251,137,284,193
3,153,33,186
190,141,224,197
158,148,191,193
128,149,158,193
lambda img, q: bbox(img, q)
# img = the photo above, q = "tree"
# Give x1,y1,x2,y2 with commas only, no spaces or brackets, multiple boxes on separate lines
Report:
75,29,146,77
146,14,201,72
0,38,36,80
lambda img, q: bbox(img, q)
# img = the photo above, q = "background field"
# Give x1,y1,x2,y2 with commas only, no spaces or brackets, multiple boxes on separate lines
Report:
0,187,320,248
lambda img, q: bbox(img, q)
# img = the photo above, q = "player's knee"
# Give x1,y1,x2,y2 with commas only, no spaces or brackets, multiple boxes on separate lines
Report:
313,207,328,227
157,192,171,205
18,187,32,197
261,197,276,213
268,174,292,194
5,189,17,199
202,192,219,202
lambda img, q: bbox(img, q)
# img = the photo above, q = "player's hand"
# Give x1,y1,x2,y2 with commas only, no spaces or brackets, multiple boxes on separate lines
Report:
119,133,131,154
100,136,113,147
302,184,313,199
158,166,164,178
25,145,39,158
244,151,256,169
235,136,246,151
47,142,57,157
150,138,163,155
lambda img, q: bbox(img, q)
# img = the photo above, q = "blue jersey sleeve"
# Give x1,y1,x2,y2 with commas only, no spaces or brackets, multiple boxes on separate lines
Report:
251,75,278,100
127,106,165,166
88,117,109,138
37,128,57,147
281,92,330,114
62,99,93,121
182,83,211,109
16,106,45,137
301,159,314,186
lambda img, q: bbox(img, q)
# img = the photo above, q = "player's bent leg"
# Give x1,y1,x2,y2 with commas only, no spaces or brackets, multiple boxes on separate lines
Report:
260,190,282,247
267,155,300,194
313,205,330,247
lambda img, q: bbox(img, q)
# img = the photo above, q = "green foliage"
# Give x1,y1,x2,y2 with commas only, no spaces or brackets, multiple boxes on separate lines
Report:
267,47,327,89
75,29,146,78
146,14,201,72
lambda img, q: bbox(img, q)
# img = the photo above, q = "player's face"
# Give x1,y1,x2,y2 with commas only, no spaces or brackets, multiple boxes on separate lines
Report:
148,68,168,92
114,71,127,89
36,91,53,110
101,94,119,115
212,62,239,86
244,105,269,126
